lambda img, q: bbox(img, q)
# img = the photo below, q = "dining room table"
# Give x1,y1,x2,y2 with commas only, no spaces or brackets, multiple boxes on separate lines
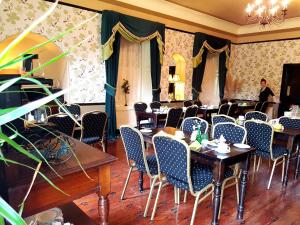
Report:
197,106,219,121
135,110,168,129
140,127,255,225
274,127,300,186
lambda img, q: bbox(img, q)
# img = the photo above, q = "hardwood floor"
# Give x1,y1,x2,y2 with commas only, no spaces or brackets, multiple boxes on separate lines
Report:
74,140,300,225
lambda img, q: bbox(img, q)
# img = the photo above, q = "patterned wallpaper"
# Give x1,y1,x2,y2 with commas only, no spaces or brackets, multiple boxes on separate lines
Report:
0,0,105,103
227,40,300,100
161,29,194,101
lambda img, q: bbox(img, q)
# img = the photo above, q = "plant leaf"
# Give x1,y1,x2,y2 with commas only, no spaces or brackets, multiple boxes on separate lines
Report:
0,197,26,225
0,0,59,64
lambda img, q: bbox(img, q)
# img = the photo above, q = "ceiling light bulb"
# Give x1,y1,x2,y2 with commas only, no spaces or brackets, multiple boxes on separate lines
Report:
282,0,288,9
246,3,253,14
255,0,263,5
270,0,278,5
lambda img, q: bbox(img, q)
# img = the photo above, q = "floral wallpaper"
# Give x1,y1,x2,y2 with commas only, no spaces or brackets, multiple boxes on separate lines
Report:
227,40,300,100
161,29,194,101
0,0,105,103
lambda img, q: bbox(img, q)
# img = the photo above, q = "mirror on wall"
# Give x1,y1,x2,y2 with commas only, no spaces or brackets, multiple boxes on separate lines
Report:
169,53,185,101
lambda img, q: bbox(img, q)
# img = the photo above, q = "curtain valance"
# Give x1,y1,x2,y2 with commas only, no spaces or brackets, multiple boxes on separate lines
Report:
101,10,165,64
193,40,230,69
192,32,231,100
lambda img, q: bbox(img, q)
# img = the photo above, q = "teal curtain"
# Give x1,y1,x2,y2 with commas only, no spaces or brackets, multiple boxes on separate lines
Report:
192,32,230,100
101,10,165,139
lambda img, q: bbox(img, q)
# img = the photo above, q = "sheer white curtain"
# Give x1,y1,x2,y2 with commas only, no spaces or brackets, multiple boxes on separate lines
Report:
199,53,220,106
116,37,152,127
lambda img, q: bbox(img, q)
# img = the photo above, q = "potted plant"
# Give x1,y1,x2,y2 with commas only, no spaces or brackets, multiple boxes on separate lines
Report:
121,79,130,106
0,1,96,224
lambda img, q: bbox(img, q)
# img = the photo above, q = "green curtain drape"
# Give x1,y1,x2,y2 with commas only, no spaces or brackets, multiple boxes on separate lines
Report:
192,32,230,100
101,10,165,139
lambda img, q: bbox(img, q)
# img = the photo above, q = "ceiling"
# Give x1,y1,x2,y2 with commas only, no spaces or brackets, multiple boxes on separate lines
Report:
166,0,300,25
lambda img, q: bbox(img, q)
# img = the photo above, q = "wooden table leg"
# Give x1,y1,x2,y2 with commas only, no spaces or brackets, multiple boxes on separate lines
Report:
139,171,144,192
237,154,250,221
98,165,111,225
283,136,294,187
211,163,224,225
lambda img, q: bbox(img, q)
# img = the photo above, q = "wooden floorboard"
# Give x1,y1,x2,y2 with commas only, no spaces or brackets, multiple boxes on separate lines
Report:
74,139,300,225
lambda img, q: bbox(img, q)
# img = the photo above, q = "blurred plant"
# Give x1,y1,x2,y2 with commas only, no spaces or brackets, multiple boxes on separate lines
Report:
0,0,97,224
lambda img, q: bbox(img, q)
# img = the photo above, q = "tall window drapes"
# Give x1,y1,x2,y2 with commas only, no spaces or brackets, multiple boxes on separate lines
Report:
192,32,230,101
101,10,165,139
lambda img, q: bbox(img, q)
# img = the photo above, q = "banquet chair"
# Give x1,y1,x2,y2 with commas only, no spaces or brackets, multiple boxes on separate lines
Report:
212,115,235,126
227,103,238,117
212,122,246,218
150,101,161,110
120,126,158,200
260,101,269,113
254,102,262,111
278,116,300,178
245,120,288,189
183,105,198,119
193,100,202,107
164,107,183,128
80,111,107,152
134,102,153,128
47,113,75,137
181,117,208,134
218,103,230,115
245,111,268,122
147,133,214,225
59,103,81,117
183,100,193,107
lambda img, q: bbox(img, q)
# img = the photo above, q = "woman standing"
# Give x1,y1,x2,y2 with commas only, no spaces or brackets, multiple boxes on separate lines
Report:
259,78,274,102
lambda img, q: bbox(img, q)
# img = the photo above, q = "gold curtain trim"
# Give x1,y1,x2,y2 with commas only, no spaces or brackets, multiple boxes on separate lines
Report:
101,22,164,64
193,40,230,69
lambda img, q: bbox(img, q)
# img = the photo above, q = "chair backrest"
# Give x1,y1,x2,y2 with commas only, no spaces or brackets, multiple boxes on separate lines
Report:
165,107,183,128
150,101,161,110
45,105,52,116
244,120,273,153
181,117,208,134
260,101,269,113
279,116,300,129
220,99,228,105
134,102,147,112
183,105,198,119
218,103,230,115
153,133,192,191
227,103,238,117
212,115,235,126
120,126,152,176
213,122,246,144
80,111,107,142
193,100,202,107
183,100,193,107
245,111,268,122
59,104,81,116
47,113,75,137
254,102,262,111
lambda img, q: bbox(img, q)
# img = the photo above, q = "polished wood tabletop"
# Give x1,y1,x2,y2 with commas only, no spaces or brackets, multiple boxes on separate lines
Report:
2,137,117,225
141,127,255,225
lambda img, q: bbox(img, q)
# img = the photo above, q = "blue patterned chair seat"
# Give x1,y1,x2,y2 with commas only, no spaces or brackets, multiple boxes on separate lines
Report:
166,164,234,192
81,136,100,144
254,145,288,159
136,155,158,175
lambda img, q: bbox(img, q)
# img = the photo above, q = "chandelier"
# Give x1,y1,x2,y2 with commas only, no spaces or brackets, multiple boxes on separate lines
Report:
245,0,289,25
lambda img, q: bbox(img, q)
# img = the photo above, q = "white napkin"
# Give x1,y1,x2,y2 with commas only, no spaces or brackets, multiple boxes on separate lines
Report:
219,134,226,143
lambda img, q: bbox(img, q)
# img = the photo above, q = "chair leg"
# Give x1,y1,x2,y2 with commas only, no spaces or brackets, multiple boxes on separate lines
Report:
120,167,133,200
177,189,181,203
256,157,261,172
174,187,178,204
184,190,188,203
218,182,226,219
150,181,163,221
253,155,257,174
281,158,285,182
144,176,158,217
267,160,277,190
101,141,106,152
190,193,201,225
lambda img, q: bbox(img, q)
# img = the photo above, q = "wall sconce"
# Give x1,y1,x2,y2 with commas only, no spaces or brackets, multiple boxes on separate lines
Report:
173,74,180,82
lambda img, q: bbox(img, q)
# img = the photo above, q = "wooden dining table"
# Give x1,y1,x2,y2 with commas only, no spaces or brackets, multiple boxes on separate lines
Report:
140,127,255,225
274,128,300,186
135,111,167,129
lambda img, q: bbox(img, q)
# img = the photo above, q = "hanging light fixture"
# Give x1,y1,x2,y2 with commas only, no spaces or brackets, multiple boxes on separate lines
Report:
245,0,289,25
